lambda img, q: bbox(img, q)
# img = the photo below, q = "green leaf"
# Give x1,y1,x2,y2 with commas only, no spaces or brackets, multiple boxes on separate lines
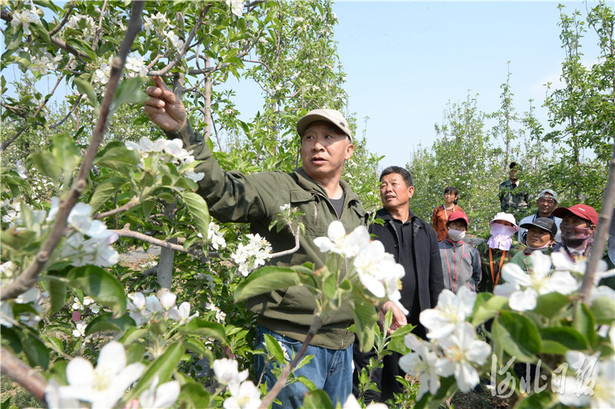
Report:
301,390,334,409
540,327,589,352
118,327,149,345
22,331,50,369
73,76,98,108
89,177,128,212
350,290,378,353
126,343,145,365
0,228,37,254
94,145,140,174
492,311,541,363
44,276,67,315
471,294,508,326
589,295,615,325
179,191,210,239
51,133,81,186
264,333,286,363
387,324,415,355
129,342,183,398
68,266,126,317
179,382,211,409
514,390,557,409
1,327,23,354
573,302,597,348
85,313,136,335
113,76,147,108
30,150,62,181
535,292,571,318
234,266,301,302
182,338,210,360
178,318,227,344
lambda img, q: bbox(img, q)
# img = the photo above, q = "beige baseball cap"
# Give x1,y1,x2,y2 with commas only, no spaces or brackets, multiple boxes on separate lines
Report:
296,109,352,141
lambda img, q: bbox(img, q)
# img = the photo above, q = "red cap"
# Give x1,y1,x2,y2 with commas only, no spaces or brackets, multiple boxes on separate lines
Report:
553,204,598,226
447,211,469,226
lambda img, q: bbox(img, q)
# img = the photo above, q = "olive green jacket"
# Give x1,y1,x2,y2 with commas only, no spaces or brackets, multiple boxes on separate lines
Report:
167,121,369,349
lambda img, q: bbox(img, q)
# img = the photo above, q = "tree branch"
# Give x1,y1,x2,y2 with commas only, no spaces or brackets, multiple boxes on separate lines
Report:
93,197,140,220
148,7,209,77
269,226,301,259
580,145,615,302
112,224,204,256
48,3,75,36
49,95,83,129
1,74,65,153
0,2,145,301
0,347,46,402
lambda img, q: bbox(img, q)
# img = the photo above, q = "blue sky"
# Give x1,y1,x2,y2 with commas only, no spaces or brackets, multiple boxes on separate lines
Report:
332,1,604,169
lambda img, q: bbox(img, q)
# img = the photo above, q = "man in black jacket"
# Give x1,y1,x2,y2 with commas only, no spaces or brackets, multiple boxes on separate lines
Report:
353,166,444,402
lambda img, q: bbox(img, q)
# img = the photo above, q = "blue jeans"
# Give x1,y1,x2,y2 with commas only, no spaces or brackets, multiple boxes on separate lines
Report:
254,326,353,409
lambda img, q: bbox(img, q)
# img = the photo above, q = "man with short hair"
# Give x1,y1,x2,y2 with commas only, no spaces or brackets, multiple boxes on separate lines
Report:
145,76,368,408
353,166,444,402
518,189,562,245
499,162,529,214
553,204,598,261
510,217,558,271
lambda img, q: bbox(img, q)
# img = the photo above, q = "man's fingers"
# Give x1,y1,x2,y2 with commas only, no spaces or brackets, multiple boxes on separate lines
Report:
152,75,168,90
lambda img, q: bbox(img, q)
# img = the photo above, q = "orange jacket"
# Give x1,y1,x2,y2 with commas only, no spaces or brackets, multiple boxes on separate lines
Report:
432,204,465,242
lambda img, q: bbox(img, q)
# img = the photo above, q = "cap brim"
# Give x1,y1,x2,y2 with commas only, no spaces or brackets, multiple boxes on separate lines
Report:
296,114,352,140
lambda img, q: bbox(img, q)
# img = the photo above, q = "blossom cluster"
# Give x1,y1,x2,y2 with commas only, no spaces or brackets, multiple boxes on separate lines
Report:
45,341,180,409
208,222,227,250
230,233,272,277
10,6,42,36
494,251,615,311
213,358,261,409
314,221,406,310
52,200,119,267
399,287,491,400
142,12,184,50
125,137,205,183
126,289,198,327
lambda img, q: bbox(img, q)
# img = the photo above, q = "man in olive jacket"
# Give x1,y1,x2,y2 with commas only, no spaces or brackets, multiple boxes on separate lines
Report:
353,166,444,402
145,76,368,408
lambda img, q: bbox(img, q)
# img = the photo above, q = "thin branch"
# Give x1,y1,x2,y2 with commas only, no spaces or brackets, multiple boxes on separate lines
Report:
0,2,145,301
1,74,65,153
92,0,108,48
48,3,75,36
93,197,140,220
50,36,89,62
50,95,83,129
0,347,46,402
269,226,301,259
112,224,203,256
258,317,322,409
580,145,615,302
148,7,209,76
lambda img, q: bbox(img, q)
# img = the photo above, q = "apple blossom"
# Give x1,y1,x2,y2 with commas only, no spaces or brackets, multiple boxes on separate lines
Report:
213,358,249,387
419,287,476,340
138,375,180,409
224,380,261,409
58,341,145,409
343,393,388,409
399,333,441,400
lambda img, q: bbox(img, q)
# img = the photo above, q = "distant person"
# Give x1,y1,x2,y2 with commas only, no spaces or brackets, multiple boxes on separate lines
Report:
353,166,444,403
477,212,519,293
432,186,464,242
553,204,598,262
438,212,481,293
518,189,562,245
499,162,529,215
510,218,557,271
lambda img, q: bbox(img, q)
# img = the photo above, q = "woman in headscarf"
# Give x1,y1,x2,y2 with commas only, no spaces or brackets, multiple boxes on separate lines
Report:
477,212,519,293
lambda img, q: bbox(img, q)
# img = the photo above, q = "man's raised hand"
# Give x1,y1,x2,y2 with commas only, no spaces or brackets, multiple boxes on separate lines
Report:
144,76,187,132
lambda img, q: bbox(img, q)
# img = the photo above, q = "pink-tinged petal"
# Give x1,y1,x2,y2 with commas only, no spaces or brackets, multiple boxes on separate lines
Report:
509,288,538,311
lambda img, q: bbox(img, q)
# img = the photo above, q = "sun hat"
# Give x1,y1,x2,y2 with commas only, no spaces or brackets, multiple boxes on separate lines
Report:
296,109,352,141
553,204,598,226
490,212,519,232
521,217,557,239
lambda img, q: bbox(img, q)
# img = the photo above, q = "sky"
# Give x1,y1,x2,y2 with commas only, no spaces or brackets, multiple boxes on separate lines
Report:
330,0,604,169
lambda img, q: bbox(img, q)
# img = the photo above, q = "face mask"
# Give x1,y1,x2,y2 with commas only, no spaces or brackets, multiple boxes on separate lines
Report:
561,223,593,249
491,224,517,237
526,241,552,252
448,229,466,242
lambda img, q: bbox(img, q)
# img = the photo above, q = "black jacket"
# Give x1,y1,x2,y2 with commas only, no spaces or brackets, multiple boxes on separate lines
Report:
369,208,445,318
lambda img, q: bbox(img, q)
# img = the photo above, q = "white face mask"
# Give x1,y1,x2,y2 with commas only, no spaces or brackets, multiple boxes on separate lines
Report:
448,229,466,242
488,223,516,250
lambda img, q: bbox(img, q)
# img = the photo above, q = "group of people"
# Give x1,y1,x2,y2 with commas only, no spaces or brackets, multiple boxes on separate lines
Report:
143,84,607,408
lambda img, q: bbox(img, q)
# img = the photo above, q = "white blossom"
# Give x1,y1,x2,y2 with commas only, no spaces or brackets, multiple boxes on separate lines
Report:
138,375,180,409
225,0,244,17
399,333,441,400
94,62,110,86
58,341,145,409
313,221,370,258
420,287,476,340
72,321,87,338
208,223,227,250
231,234,272,276
556,352,615,409
224,380,261,409
343,394,388,409
434,322,491,393
11,9,41,35
125,54,148,77
353,239,404,300
213,358,249,387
